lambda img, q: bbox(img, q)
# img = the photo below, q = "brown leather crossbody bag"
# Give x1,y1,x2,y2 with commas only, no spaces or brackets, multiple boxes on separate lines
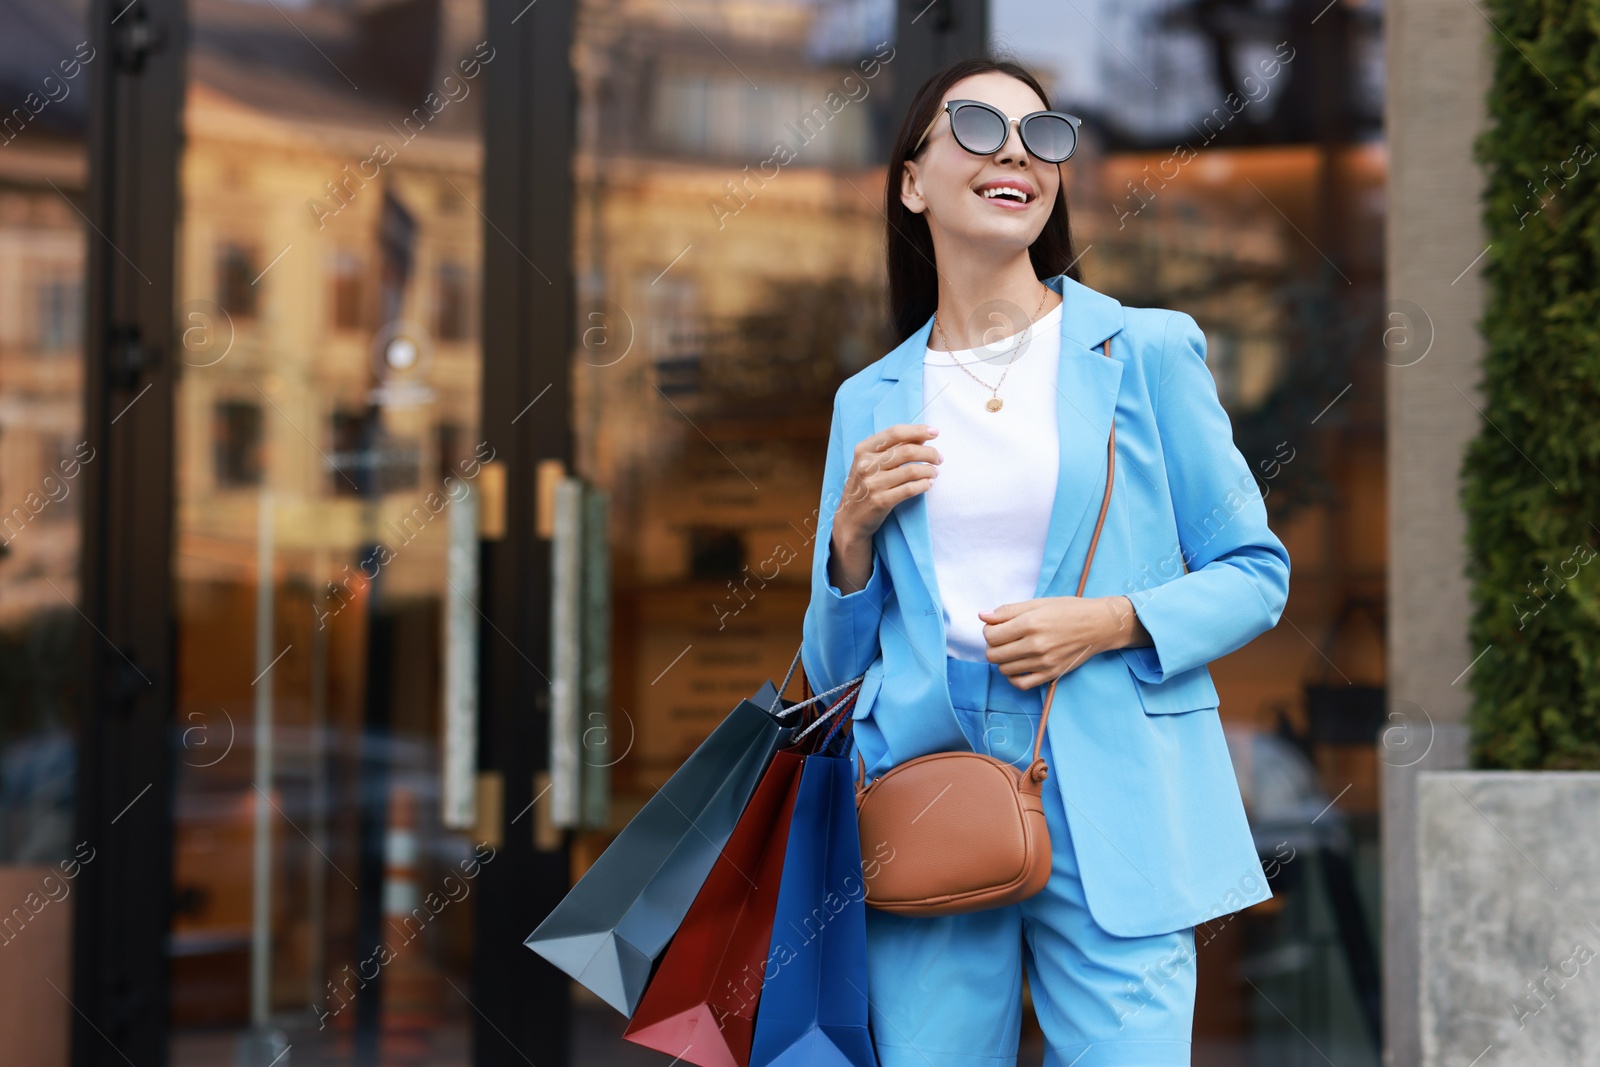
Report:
854,337,1118,916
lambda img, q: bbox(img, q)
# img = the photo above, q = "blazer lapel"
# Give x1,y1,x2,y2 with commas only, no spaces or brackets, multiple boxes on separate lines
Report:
1032,274,1126,599
869,273,1127,617
871,314,942,617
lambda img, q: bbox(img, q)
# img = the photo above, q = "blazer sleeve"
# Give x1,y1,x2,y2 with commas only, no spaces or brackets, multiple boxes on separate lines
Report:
1120,311,1291,684
800,392,888,695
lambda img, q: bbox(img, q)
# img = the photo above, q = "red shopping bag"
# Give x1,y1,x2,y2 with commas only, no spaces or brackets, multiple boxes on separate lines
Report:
624,683,861,1067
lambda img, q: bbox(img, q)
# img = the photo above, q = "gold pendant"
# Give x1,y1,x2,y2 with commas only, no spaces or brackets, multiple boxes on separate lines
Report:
986,397,1003,412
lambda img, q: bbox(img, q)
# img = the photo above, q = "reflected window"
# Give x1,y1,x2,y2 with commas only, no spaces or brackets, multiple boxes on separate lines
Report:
688,527,744,580
217,242,258,319
43,438,85,522
329,249,364,331
379,435,421,494
649,68,871,165
213,401,264,488
330,407,369,498
36,275,82,354
647,275,704,396
330,407,421,497
436,260,471,341
436,420,464,483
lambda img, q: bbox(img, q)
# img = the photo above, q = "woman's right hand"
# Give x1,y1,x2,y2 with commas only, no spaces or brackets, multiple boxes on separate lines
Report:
827,424,942,594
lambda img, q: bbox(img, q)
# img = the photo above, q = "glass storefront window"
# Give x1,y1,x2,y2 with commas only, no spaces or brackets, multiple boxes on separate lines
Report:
170,2,489,1062
567,0,899,1049
562,0,1385,1059
0,3,92,1062
989,1,1386,1062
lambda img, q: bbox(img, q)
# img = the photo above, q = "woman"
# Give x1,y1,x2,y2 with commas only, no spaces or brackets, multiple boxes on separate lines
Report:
800,59,1291,1067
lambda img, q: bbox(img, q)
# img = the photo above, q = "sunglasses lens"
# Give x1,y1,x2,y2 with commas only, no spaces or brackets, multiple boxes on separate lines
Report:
950,104,1007,154
1022,114,1077,162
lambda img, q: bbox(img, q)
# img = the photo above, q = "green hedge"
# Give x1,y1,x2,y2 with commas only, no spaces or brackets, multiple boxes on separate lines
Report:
1463,1,1600,768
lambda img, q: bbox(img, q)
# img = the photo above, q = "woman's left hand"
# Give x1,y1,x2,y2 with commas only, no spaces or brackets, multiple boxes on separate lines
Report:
978,595,1149,690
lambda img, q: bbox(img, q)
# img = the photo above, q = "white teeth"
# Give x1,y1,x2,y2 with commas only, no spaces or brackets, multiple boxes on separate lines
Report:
980,187,1028,202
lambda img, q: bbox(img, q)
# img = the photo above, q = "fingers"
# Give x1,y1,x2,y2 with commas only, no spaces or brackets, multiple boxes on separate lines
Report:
993,654,1048,689
853,449,939,483
978,602,1033,646
833,427,942,545
844,428,940,502
996,659,1057,690
880,461,938,499
847,426,939,506
880,441,943,468
841,467,933,513
871,467,937,510
860,423,940,460
855,439,941,475
844,457,936,504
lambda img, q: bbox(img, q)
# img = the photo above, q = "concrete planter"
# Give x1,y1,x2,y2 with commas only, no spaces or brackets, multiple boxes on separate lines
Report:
1417,771,1600,1066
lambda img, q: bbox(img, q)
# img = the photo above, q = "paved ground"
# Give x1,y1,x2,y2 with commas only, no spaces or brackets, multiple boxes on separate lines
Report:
170,1002,1279,1065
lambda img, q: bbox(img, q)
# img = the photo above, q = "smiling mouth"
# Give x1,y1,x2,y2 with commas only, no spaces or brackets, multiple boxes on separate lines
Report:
976,186,1031,205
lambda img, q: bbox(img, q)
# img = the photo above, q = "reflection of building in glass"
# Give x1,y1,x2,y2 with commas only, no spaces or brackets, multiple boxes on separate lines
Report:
578,0,1389,1059
169,0,489,1041
0,149,88,628
0,3,94,1061
571,0,899,783
998,2,1389,1060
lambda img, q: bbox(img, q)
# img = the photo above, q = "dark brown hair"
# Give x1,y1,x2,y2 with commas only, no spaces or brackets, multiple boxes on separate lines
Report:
885,58,1082,345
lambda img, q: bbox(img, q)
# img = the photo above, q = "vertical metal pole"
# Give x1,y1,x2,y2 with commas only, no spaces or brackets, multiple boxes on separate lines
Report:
307,545,330,1013
549,477,582,826
251,486,275,1028
442,490,481,830
581,484,611,829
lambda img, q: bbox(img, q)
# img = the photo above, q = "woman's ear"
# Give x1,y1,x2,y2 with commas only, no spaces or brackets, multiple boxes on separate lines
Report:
900,160,926,215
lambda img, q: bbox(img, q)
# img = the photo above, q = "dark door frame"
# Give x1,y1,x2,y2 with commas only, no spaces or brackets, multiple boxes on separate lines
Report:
889,0,990,142
74,0,186,1064
468,1,578,1064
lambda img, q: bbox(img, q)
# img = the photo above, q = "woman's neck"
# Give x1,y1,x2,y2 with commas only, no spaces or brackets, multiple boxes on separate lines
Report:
927,255,1061,351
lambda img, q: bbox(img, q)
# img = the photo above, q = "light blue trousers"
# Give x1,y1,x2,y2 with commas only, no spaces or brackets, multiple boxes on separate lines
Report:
860,656,1198,1067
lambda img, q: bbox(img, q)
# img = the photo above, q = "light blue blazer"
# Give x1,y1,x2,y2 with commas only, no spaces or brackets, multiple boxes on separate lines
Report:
801,272,1291,938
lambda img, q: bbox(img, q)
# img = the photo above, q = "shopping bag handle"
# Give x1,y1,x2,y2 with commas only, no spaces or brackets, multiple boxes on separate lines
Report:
793,682,860,744
767,642,865,722
814,686,859,750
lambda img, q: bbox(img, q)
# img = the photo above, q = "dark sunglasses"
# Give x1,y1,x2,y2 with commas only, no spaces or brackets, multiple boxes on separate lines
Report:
911,98,1082,164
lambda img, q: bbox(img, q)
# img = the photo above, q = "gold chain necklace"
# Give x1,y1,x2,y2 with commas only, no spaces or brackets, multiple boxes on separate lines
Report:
932,285,1050,412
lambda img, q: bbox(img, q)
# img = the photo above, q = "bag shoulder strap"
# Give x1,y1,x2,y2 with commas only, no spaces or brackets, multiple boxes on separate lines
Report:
1031,336,1117,764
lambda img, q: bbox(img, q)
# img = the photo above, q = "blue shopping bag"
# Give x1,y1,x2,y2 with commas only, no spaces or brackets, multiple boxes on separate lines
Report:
749,708,878,1067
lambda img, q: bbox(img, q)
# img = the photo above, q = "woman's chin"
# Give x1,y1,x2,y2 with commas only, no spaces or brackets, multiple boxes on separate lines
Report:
939,215,1045,253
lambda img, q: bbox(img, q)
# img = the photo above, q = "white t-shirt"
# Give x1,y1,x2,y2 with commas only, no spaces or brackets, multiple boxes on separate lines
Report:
922,300,1062,662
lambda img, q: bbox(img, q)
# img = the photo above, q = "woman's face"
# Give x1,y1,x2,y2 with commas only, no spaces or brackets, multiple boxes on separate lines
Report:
900,72,1060,257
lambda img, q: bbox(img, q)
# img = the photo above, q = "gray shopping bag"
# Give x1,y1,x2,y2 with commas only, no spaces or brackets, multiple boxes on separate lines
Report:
525,678,799,1016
